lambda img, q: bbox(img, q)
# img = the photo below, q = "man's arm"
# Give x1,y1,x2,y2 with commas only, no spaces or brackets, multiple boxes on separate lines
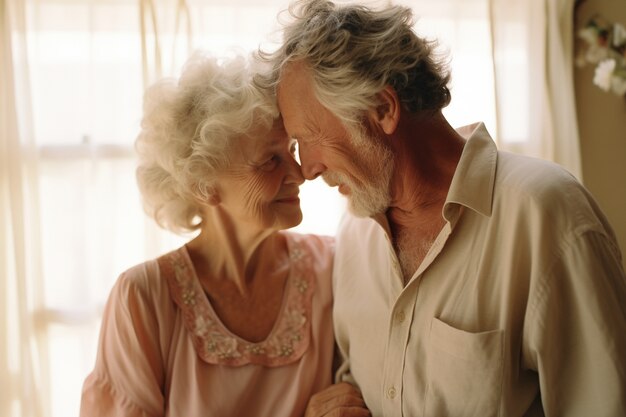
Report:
524,230,626,415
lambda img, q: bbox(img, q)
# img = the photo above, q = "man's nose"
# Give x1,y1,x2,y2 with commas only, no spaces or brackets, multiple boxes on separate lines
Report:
298,147,326,180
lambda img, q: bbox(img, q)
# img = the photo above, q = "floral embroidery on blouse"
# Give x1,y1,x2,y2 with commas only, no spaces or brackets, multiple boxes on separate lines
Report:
160,234,316,367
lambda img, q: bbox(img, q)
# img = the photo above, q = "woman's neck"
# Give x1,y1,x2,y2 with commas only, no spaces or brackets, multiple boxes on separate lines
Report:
185,205,284,296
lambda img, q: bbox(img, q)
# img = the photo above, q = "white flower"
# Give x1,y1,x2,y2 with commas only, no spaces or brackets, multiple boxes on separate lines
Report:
285,308,306,329
593,59,616,91
578,27,598,45
194,315,212,336
215,335,240,358
585,45,609,63
611,75,626,96
613,23,626,47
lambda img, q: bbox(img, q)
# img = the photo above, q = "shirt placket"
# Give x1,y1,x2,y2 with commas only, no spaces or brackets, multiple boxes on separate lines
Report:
381,222,453,417
381,236,416,417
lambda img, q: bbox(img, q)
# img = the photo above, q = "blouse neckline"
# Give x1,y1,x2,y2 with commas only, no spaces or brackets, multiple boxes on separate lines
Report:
159,232,315,367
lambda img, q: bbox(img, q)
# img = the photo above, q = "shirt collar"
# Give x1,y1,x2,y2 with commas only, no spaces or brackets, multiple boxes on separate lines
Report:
443,122,497,222
370,122,497,233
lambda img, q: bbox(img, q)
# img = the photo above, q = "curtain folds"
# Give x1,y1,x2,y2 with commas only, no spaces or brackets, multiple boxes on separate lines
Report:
489,0,582,179
544,0,582,179
139,0,193,89
1,0,44,416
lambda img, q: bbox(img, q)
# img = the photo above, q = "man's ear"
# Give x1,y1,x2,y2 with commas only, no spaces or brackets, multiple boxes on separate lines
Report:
368,85,400,135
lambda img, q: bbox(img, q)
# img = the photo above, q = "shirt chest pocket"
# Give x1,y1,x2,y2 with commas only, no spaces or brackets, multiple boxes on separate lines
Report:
423,317,504,417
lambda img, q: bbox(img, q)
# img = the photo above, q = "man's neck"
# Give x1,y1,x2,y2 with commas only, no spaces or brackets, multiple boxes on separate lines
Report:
386,112,465,232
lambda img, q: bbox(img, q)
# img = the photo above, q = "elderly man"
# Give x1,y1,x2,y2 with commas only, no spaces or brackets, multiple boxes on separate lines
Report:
258,0,626,415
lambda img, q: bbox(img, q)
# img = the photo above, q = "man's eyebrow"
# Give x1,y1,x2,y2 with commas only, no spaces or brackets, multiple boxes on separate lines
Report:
288,129,306,140
291,124,318,142
292,134,314,144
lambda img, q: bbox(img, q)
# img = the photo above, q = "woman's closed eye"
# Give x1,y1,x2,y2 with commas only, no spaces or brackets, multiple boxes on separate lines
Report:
259,155,280,171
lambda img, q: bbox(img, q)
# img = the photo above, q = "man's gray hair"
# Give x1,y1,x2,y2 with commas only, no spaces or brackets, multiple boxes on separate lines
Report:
257,0,451,126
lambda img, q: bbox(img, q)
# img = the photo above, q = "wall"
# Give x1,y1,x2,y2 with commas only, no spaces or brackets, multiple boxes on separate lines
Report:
574,0,626,269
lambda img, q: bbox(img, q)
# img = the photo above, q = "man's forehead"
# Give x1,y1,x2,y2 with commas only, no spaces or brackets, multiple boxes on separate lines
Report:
277,67,308,129
278,61,312,95
282,59,309,77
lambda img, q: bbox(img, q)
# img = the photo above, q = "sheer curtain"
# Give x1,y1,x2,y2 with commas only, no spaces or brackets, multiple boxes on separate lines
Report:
1,1,341,416
489,0,582,179
403,0,582,179
0,0,580,416
397,0,498,134
1,0,44,416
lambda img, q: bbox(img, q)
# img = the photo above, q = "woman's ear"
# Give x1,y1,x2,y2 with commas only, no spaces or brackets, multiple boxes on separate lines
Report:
368,85,401,135
206,190,221,206
195,184,221,206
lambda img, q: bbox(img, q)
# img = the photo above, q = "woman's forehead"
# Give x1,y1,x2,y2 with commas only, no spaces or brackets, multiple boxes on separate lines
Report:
229,124,289,158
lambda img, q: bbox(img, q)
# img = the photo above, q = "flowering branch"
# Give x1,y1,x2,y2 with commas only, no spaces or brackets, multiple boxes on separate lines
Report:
576,15,626,97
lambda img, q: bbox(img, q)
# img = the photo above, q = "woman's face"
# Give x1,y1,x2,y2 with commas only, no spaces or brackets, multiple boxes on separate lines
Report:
216,120,305,232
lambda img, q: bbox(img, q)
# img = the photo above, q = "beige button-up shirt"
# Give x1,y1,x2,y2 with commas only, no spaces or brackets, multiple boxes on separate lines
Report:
333,123,626,417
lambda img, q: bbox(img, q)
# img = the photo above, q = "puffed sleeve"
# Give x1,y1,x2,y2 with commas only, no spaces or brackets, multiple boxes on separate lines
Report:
524,229,626,416
80,263,166,417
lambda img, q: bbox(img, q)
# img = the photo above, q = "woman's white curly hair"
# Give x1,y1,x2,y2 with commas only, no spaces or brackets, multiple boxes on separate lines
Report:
135,52,279,233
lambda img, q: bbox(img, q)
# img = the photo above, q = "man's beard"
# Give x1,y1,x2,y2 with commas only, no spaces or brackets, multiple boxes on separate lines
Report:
322,128,394,217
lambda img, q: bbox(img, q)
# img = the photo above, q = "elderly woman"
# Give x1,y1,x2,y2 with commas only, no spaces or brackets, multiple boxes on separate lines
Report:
79,53,335,416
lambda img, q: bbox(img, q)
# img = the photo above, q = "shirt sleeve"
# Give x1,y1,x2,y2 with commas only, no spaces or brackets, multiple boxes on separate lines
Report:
80,266,166,417
524,229,626,416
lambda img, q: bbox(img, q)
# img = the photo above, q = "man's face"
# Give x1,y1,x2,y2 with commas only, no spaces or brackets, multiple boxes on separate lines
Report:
277,61,393,217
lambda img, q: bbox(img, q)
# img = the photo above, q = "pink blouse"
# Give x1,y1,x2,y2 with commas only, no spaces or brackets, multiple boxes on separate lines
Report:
80,232,335,417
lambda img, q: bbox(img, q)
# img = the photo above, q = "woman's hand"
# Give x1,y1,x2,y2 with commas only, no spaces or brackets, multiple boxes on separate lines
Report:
305,382,371,417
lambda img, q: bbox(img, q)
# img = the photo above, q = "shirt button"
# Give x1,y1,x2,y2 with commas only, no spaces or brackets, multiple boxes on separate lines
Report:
396,310,406,323
387,386,397,399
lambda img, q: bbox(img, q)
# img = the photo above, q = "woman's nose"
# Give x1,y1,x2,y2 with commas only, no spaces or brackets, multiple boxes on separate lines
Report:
285,155,305,185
